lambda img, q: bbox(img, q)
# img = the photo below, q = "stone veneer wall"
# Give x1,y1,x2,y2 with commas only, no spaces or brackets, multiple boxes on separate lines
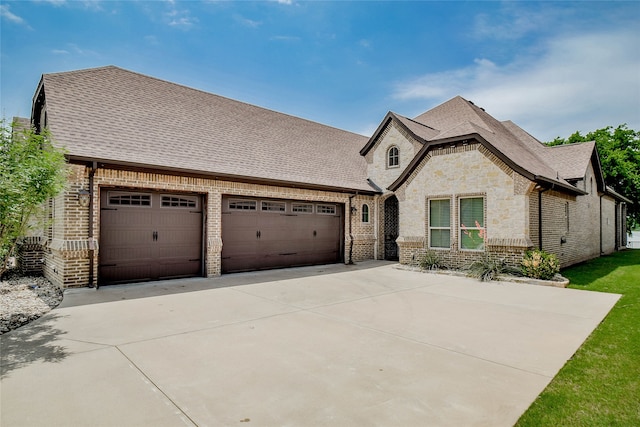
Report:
394,143,534,269
364,122,423,193
43,164,376,288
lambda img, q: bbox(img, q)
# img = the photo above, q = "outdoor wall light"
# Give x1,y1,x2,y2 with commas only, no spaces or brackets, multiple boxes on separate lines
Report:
78,189,90,207
350,206,358,214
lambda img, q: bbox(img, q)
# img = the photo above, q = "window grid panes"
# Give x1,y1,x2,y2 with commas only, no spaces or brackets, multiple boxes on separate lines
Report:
361,204,370,223
292,203,313,213
317,204,336,215
108,193,151,207
388,146,399,168
161,196,197,208
459,197,485,251
229,200,257,211
261,201,286,212
429,199,450,248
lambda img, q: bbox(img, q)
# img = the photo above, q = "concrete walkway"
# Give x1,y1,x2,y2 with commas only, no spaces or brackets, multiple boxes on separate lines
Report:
1,262,620,426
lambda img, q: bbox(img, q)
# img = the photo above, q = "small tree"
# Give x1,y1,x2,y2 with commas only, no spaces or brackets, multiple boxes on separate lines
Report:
0,119,67,278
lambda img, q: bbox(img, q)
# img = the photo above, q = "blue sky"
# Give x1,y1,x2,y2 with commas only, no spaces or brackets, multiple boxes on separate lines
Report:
1,0,639,141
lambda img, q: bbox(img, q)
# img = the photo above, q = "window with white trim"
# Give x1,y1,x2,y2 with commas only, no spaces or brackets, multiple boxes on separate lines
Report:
361,204,370,223
292,203,313,213
261,201,286,212
459,197,485,251
387,146,399,168
317,204,336,215
108,193,151,207
429,199,450,248
161,195,197,208
229,199,257,211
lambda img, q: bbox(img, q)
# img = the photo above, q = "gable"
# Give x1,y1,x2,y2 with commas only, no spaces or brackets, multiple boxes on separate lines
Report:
364,119,423,192
396,142,531,244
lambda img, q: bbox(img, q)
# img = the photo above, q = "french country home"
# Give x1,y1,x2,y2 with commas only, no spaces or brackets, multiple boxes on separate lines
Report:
17,66,629,288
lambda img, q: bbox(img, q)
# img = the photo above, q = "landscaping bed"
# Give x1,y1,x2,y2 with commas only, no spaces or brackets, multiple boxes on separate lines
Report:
0,272,63,334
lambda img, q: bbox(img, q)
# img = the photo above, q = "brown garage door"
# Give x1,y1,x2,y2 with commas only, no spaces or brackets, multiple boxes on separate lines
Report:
221,197,343,273
99,190,203,285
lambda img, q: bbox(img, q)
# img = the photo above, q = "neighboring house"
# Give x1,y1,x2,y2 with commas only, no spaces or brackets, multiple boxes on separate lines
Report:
21,66,630,288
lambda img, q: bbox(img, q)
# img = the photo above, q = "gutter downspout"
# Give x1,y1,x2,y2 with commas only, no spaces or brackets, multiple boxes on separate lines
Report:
599,194,604,255
348,194,356,265
373,194,379,260
88,161,97,288
538,187,550,250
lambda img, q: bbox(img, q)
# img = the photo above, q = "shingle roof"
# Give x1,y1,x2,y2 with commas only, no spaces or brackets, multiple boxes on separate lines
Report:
37,66,372,192
501,120,597,181
386,96,590,194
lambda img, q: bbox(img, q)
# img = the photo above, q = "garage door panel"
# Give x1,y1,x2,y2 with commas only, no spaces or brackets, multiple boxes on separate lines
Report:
221,197,343,273
100,247,155,264
100,263,154,284
99,190,203,285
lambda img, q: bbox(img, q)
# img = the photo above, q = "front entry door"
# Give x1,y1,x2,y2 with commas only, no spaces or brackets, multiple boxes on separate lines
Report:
384,195,399,261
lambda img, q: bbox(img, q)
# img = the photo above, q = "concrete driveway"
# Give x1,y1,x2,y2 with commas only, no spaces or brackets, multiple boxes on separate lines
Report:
1,261,619,426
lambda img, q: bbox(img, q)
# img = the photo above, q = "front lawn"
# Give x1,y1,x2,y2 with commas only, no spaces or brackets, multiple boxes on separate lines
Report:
516,250,640,426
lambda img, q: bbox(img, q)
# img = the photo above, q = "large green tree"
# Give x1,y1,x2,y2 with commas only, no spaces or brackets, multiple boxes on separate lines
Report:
547,124,640,230
0,119,67,278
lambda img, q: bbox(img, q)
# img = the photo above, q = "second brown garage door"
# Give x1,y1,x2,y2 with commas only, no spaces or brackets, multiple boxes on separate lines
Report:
221,196,344,273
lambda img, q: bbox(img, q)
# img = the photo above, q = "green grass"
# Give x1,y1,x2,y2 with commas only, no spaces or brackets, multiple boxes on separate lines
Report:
516,250,640,427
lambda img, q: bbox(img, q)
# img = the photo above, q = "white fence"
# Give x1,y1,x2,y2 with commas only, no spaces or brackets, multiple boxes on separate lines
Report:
628,231,640,249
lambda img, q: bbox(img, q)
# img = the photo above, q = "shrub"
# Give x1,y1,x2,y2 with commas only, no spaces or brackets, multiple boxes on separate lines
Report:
418,250,447,270
466,255,521,281
0,120,67,278
521,250,560,280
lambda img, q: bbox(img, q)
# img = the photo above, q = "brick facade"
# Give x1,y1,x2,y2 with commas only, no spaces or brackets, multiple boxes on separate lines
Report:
528,162,620,268
41,164,377,288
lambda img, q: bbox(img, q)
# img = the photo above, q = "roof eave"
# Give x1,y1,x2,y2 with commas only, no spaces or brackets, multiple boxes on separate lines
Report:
389,133,533,191
604,186,633,204
67,156,378,195
359,112,429,157
360,113,393,156
388,132,587,196
533,175,587,195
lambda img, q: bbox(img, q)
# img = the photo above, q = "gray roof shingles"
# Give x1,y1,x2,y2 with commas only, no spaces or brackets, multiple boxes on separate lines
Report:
385,96,595,194
40,66,372,192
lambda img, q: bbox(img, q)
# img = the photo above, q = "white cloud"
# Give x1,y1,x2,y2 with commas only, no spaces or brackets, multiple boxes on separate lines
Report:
273,0,293,5
144,35,159,46
1,4,31,28
51,43,99,57
270,35,301,42
473,3,565,41
35,0,67,6
393,30,640,141
165,5,197,29
234,14,261,28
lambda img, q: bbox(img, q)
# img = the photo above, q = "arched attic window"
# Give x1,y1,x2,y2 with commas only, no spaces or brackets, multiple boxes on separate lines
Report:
387,146,399,168
361,204,370,223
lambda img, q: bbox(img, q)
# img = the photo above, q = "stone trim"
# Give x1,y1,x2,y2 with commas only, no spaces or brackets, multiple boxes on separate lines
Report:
487,237,534,248
477,145,513,177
